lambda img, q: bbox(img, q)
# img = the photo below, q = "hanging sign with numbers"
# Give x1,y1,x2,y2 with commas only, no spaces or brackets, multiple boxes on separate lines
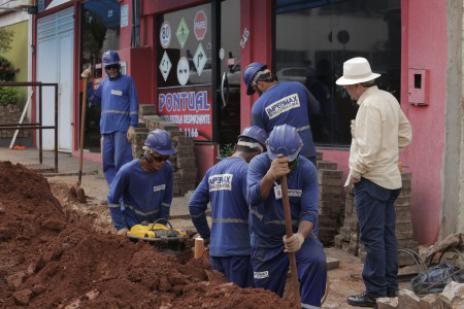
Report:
160,22,171,49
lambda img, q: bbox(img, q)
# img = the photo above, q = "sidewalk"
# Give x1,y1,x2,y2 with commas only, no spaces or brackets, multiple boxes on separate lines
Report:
0,148,195,223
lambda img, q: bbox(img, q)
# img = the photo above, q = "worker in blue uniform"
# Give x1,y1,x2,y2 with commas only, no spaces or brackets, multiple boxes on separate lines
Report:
107,129,176,234
243,62,320,164
247,124,326,308
189,126,267,288
82,50,139,185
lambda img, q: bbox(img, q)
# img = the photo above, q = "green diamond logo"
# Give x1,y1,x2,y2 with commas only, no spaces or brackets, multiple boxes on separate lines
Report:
176,18,190,48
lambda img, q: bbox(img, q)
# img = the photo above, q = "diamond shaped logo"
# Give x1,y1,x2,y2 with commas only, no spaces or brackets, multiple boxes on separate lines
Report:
193,43,207,76
159,51,172,82
176,18,190,48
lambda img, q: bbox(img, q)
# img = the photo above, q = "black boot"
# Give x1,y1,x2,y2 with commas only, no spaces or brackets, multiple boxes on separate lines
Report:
347,291,377,307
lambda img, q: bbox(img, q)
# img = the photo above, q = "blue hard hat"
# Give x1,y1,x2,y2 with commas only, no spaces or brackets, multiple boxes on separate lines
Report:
266,124,303,161
102,50,120,67
238,126,267,148
243,62,267,95
144,129,176,156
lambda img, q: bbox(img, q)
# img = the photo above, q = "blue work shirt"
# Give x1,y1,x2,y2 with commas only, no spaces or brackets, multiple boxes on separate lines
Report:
189,156,251,257
251,81,319,159
107,159,173,225
89,74,138,134
247,153,319,249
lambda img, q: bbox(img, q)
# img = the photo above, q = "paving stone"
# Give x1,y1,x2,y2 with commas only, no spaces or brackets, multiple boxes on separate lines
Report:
399,289,421,309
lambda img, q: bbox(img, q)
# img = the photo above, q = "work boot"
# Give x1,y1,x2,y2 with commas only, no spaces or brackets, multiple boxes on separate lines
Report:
387,289,398,297
347,291,377,307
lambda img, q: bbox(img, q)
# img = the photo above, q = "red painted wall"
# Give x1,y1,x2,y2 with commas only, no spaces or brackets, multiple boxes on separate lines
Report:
240,0,272,130
402,0,446,244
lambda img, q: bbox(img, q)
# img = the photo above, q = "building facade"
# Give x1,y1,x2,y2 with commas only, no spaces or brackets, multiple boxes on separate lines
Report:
30,0,464,245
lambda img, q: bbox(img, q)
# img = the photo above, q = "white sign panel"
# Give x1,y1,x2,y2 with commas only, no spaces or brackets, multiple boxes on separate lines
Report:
176,17,190,48
160,22,171,49
159,51,172,82
194,10,207,41
120,4,128,28
176,57,190,86
193,43,207,76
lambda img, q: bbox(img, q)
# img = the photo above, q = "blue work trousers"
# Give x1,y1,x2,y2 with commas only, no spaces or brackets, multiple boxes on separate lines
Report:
251,235,327,308
210,256,254,288
354,178,401,297
101,131,133,185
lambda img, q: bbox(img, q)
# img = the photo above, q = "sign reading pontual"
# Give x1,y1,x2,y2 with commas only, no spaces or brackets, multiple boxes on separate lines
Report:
158,87,213,141
194,10,207,41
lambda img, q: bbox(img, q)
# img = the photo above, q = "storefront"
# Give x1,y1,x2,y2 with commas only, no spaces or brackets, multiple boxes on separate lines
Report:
31,0,457,245
133,0,453,245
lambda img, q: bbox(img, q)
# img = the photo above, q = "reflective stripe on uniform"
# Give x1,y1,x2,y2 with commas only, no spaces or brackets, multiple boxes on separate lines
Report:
190,212,204,219
301,303,320,309
265,219,298,226
102,110,130,116
125,204,160,217
250,208,263,221
108,203,120,208
211,218,248,224
296,124,311,132
161,202,171,208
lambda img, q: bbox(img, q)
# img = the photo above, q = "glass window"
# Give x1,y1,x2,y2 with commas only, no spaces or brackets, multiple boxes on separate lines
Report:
275,0,401,146
156,4,212,88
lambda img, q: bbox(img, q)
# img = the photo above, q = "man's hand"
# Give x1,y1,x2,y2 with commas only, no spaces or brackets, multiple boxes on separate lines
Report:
81,67,93,79
127,126,136,142
116,228,128,235
266,156,290,180
283,232,305,253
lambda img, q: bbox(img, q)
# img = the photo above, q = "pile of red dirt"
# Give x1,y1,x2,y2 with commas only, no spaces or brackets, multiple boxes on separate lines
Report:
0,162,294,308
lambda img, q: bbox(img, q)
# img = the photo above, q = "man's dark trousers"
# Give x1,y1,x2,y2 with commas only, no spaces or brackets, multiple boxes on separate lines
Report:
354,178,401,298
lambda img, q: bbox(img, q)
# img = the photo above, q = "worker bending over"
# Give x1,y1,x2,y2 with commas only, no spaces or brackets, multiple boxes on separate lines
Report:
107,129,176,234
247,124,327,308
189,126,267,288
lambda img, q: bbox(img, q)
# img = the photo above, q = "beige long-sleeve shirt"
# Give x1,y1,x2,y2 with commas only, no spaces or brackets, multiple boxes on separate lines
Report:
346,86,412,189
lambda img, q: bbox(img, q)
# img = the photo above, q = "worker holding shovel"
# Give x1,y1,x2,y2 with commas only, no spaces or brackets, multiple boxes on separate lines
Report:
107,129,176,234
189,126,267,288
81,50,139,186
247,124,326,308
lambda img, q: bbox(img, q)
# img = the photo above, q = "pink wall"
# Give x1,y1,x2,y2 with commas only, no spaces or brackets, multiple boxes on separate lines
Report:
403,0,446,244
240,0,273,129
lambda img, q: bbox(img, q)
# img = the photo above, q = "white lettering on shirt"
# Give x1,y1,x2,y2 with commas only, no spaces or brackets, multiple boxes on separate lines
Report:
153,184,166,192
288,189,302,197
253,271,269,279
265,93,300,119
208,173,233,191
111,89,123,96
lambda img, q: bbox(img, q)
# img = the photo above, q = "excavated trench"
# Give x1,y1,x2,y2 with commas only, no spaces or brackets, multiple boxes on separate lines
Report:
0,161,294,308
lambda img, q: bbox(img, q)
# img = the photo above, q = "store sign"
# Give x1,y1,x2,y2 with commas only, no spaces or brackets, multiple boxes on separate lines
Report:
159,51,172,81
176,57,190,86
193,43,207,76
176,18,190,48
158,87,213,141
193,10,207,41
160,22,171,49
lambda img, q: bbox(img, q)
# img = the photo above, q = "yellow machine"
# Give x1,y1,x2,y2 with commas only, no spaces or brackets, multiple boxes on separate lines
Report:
127,222,187,240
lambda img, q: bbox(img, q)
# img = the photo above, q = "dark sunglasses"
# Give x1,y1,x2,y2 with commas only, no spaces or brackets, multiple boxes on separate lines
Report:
152,154,170,162
105,64,119,70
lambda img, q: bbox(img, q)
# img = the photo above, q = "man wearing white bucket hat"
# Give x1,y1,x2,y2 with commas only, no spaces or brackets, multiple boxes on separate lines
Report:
336,57,412,307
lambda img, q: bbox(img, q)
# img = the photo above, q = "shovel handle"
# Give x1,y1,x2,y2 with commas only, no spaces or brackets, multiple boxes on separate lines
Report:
281,175,301,306
78,77,88,186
